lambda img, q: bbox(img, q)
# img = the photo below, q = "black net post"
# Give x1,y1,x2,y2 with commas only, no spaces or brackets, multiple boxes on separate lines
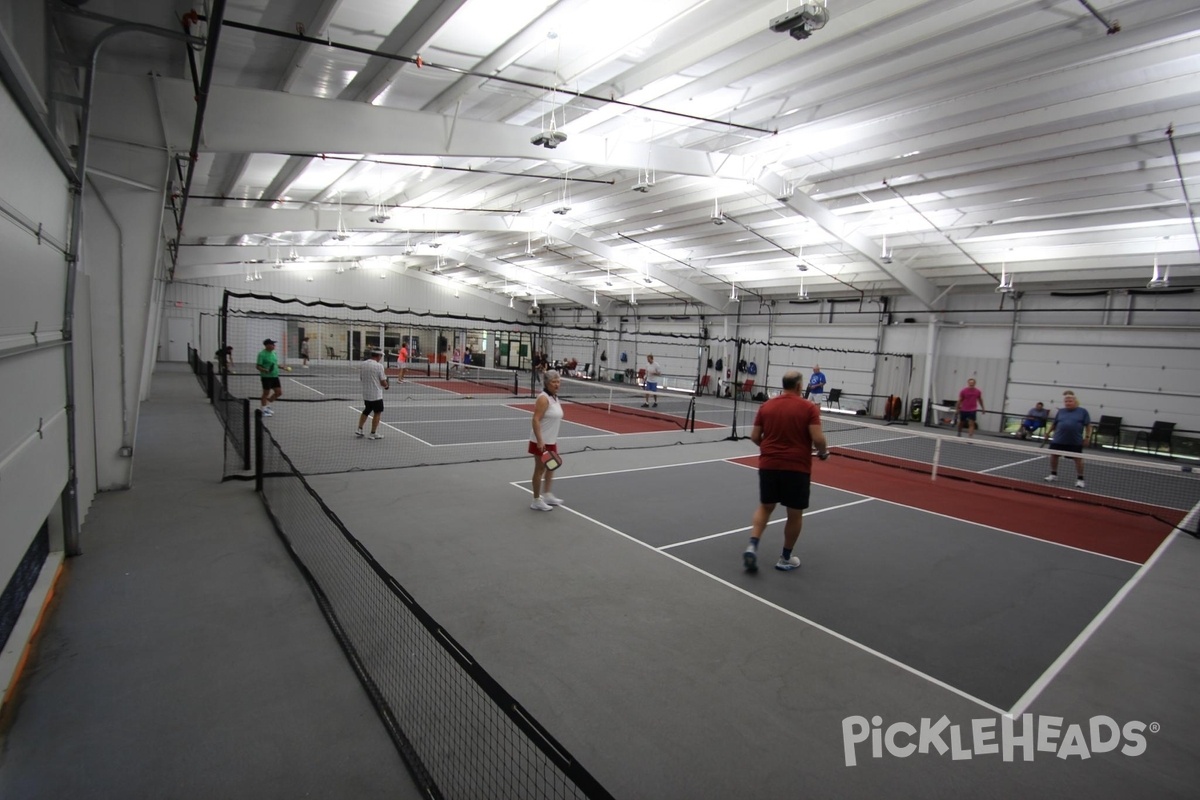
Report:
205,361,215,402
254,409,264,492
241,399,251,471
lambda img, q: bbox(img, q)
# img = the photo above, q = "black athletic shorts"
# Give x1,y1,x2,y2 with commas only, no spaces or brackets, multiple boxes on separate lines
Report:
758,469,811,509
1048,442,1083,454
261,377,281,390
363,399,384,415
959,410,977,422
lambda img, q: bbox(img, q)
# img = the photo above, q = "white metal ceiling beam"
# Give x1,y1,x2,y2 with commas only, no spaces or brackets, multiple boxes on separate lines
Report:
137,76,754,180
545,223,730,311
754,172,942,309
343,0,470,103
216,0,347,198
183,205,542,239
440,247,604,310
422,0,594,115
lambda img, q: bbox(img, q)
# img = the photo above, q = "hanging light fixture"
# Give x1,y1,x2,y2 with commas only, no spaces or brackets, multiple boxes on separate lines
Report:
996,260,1015,293
1148,239,1170,288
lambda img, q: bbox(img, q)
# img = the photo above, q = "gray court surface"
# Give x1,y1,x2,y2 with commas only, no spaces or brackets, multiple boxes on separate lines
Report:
316,443,1200,800
538,458,1138,710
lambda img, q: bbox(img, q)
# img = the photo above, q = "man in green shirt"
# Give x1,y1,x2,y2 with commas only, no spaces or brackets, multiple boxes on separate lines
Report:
256,338,283,416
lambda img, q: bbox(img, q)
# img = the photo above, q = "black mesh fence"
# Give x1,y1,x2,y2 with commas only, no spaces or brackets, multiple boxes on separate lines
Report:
256,419,614,800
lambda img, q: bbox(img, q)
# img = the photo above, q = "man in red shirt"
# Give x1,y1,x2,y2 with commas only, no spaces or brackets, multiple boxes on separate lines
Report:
743,371,829,572
957,377,985,438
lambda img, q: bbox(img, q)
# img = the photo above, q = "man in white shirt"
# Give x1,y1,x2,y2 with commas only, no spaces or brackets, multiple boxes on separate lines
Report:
356,350,390,440
641,354,663,408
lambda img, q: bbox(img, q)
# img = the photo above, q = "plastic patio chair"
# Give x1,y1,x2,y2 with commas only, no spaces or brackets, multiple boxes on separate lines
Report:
826,388,841,408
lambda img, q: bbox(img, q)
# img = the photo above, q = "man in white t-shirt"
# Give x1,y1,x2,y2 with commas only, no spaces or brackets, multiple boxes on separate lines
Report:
356,350,390,440
641,354,663,408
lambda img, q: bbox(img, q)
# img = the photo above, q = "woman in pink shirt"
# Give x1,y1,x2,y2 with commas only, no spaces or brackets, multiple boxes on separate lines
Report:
957,378,985,438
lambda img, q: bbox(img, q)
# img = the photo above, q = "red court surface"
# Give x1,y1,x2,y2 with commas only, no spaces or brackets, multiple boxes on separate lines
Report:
730,454,1174,563
512,401,720,434
437,378,517,395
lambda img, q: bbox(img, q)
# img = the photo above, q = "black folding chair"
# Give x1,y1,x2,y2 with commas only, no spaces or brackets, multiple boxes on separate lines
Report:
1134,421,1175,456
1091,415,1122,448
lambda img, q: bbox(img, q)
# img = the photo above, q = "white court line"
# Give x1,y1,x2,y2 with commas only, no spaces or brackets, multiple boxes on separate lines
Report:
726,456,1139,565
836,433,924,448
285,377,327,396
510,481,1005,716
1006,527,1181,716
659,498,876,550
378,421,432,446
978,455,1044,473
551,455,750,482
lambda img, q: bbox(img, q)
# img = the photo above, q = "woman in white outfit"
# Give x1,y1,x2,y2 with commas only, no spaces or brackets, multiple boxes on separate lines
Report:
529,370,564,511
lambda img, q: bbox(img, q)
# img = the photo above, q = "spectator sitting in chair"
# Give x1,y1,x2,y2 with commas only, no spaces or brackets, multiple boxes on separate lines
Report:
1015,402,1049,439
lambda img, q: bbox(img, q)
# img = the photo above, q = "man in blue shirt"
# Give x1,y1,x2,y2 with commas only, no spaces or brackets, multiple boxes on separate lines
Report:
805,365,826,400
1044,390,1092,488
1015,401,1050,439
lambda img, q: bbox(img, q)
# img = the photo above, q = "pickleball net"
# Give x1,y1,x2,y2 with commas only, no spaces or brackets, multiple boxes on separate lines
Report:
819,418,1200,535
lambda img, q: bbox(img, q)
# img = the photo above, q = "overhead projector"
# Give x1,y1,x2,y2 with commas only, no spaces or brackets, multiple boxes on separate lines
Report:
769,3,829,40
1147,277,1169,289
632,181,652,193
710,212,725,225
368,213,389,224
531,130,568,149
552,205,571,215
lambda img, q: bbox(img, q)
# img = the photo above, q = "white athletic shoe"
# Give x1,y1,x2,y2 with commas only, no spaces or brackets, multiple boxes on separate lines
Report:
261,407,274,417
1043,474,1056,482
542,493,563,506
775,556,802,571
369,432,384,440
530,498,553,511
1075,478,1086,489
355,429,364,438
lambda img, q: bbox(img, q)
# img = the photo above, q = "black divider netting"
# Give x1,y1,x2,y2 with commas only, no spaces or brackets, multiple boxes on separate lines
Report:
258,427,614,800
553,375,696,430
215,377,251,474
820,418,1200,534
218,356,750,475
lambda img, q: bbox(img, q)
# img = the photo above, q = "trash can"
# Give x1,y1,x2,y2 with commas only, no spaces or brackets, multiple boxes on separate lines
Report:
911,398,923,421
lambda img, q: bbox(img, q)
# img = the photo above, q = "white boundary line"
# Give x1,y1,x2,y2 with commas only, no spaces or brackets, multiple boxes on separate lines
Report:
510,481,1005,716
725,457,1141,565
660,498,875,550
978,455,1044,473
1006,528,1181,716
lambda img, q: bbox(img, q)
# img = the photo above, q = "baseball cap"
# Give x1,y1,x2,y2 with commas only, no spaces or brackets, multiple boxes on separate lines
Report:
263,338,276,345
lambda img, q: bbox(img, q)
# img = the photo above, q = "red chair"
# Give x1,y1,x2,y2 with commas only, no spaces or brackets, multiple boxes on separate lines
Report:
738,379,755,400
698,374,711,395
637,368,647,387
